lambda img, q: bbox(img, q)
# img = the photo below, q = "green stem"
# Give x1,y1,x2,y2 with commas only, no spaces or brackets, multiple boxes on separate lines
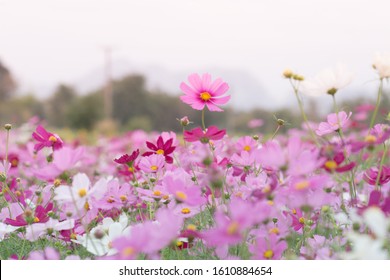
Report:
201,109,206,130
369,78,384,130
270,125,281,140
290,80,319,146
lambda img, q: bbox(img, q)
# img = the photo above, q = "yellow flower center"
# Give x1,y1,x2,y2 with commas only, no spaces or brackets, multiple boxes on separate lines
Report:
107,196,115,203
11,159,19,167
84,201,90,211
156,149,164,155
53,179,61,187
120,195,127,202
128,166,134,173
78,188,87,198
176,240,183,247
269,227,280,235
162,195,170,200
15,190,22,197
263,249,274,259
295,180,310,190
365,134,377,143
49,135,57,142
267,200,274,206
150,165,158,171
70,233,77,240
325,160,338,170
200,92,211,101
33,217,40,223
299,217,305,224
187,224,197,231
122,247,135,257
292,209,297,214
243,145,251,151
181,208,191,214
227,221,240,235
175,191,187,201
153,190,162,196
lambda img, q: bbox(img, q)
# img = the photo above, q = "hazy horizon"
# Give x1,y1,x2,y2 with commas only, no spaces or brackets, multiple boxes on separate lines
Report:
1,0,389,111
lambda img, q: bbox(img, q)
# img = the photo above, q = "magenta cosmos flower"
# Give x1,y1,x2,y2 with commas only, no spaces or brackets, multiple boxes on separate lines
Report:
180,73,230,112
32,125,63,152
143,136,176,164
184,126,226,144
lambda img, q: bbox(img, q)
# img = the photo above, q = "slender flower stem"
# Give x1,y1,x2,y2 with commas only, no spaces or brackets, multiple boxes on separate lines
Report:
369,78,384,130
201,109,206,130
375,143,388,190
5,128,10,176
289,80,319,146
271,125,281,140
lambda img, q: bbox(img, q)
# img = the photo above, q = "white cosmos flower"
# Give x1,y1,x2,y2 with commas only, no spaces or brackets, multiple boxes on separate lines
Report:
0,223,18,241
373,52,390,79
301,64,354,96
26,219,75,241
73,213,130,256
363,207,389,240
343,232,387,260
54,173,107,209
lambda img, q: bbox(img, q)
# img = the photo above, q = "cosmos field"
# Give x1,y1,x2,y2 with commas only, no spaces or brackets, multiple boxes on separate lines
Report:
0,58,390,260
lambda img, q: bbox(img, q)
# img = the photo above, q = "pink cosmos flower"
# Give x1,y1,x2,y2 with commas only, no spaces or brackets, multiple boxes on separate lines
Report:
32,125,63,152
236,136,258,153
138,154,165,173
363,166,390,186
163,175,205,206
180,73,230,112
316,111,352,136
250,234,287,260
184,126,226,144
4,203,53,227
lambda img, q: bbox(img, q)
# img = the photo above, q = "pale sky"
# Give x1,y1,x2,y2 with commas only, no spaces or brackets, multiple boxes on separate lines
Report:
0,0,389,110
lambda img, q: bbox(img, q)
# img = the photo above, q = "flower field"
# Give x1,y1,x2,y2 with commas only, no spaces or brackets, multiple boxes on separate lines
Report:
0,61,390,260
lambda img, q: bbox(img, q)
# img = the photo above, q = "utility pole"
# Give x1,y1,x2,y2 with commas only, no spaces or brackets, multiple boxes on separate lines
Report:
103,47,113,120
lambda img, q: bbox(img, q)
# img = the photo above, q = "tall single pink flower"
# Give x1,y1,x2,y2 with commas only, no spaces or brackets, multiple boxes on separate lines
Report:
184,126,226,144
32,125,63,152
316,111,352,136
180,73,230,112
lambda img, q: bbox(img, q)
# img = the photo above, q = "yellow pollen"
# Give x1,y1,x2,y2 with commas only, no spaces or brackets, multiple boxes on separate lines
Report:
176,241,183,247
150,165,158,171
181,208,191,214
325,160,338,170
243,145,251,151
53,179,61,187
295,180,310,190
120,195,127,202
187,224,197,231
200,91,212,101
70,233,77,240
269,227,280,235
292,209,297,215
84,201,90,211
11,159,18,167
162,195,170,200
365,135,377,143
128,166,134,173
33,217,40,223
299,217,305,224
263,250,274,259
15,190,22,197
262,185,271,193
107,196,115,203
267,200,274,206
153,190,162,196
235,192,243,198
227,221,240,235
78,188,87,198
49,135,57,142
175,191,187,201
156,149,164,155
123,247,135,257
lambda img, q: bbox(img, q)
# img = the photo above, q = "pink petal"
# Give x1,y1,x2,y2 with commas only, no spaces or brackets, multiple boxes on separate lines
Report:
211,95,231,105
206,102,223,112
213,82,229,96
201,73,212,89
188,73,203,92
180,82,198,96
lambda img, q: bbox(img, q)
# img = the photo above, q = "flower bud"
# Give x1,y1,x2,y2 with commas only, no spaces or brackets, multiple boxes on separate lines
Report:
4,124,12,130
283,69,294,79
